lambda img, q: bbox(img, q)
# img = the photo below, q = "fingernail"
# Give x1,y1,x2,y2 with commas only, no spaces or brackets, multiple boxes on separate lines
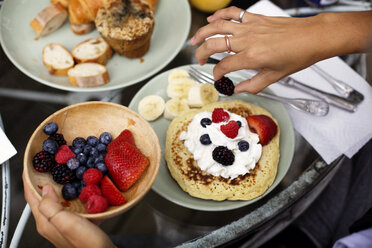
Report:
190,37,195,45
207,16,213,22
42,185,50,196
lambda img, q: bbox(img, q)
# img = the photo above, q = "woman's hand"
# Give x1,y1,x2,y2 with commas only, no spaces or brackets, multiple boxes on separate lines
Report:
23,173,116,248
191,6,372,94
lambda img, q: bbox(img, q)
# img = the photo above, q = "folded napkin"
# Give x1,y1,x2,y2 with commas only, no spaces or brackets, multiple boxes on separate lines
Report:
0,126,17,164
210,0,372,164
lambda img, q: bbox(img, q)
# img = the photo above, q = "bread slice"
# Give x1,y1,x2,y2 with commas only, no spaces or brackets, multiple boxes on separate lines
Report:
42,43,74,76
30,3,67,37
70,22,95,35
72,37,112,65
68,63,110,87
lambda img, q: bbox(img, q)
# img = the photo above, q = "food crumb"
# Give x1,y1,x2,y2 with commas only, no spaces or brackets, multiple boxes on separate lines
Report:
140,58,144,63
37,185,43,190
128,119,136,126
61,201,71,207
34,37,39,41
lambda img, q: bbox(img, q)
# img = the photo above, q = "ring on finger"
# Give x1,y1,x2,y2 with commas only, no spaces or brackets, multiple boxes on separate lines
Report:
239,9,246,23
224,35,231,53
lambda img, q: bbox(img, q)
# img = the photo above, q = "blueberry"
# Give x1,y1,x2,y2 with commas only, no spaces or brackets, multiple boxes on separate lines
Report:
86,157,95,168
96,162,108,174
200,134,212,145
67,158,80,170
62,183,77,200
200,118,212,128
94,154,104,164
75,166,87,179
83,145,92,156
237,121,242,128
99,132,112,145
72,147,82,155
72,137,86,148
87,136,99,147
71,180,81,189
43,122,58,135
96,143,106,153
238,140,250,151
76,153,87,165
77,181,85,195
90,147,99,158
42,138,59,154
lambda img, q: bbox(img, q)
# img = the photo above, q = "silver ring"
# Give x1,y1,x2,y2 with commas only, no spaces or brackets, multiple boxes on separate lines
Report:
239,9,246,23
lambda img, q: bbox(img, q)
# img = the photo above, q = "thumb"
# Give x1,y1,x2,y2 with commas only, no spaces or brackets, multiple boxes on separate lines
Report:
38,185,63,221
234,70,281,94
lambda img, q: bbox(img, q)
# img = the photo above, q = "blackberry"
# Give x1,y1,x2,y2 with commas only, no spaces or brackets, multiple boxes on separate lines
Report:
212,146,235,166
42,138,59,154
43,122,58,135
214,76,235,96
238,140,250,152
200,118,212,128
51,164,76,184
200,134,212,145
33,151,56,172
50,133,67,146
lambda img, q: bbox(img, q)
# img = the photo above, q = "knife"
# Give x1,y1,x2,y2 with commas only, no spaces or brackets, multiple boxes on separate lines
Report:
279,77,358,113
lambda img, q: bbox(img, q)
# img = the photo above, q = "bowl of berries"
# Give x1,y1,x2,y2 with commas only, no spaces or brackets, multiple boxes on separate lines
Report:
23,101,161,219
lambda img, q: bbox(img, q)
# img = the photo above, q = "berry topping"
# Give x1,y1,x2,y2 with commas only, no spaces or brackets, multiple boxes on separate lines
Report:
237,121,242,128
83,168,102,185
200,134,212,145
212,146,235,166
101,176,127,206
220,121,239,139
238,140,250,151
99,132,113,145
79,184,102,203
55,145,76,164
87,136,99,147
246,115,278,146
86,195,108,214
33,151,56,172
66,158,80,170
42,138,59,154
51,164,75,184
72,137,86,149
62,183,78,200
214,76,235,96
200,118,212,128
43,122,58,135
211,108,230,123
75,166,87,179
49,133,67,147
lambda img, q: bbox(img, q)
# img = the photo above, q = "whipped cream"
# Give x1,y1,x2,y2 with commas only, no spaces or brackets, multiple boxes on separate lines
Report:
179,110,262,179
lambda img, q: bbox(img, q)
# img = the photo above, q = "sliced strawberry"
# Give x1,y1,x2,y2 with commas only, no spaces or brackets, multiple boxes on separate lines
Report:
101,176,127,206
246,115,278,146
105,142,149,191
220,120,239,139
212,108,230,123
107,129,135,151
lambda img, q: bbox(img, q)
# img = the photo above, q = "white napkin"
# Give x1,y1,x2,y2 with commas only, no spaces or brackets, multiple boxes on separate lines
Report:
210,0,372,164
0,127,17,164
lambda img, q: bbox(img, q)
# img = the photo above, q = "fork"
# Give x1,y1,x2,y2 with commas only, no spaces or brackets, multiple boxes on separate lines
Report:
188,66,329,116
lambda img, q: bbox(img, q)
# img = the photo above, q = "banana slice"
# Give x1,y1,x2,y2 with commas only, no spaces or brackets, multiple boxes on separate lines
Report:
138,95,165,121
187,83,219,107
167,77,197,99
163,98,190,120
167,69,189,82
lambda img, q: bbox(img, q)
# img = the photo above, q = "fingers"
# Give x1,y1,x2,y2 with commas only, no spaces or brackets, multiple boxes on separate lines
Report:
190,20,241,45
38,185,63,221
207,6,250,23
234,69,282,94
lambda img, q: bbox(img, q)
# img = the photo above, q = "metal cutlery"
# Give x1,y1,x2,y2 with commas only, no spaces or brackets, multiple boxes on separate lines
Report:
311,64,364,104
188,66,329,116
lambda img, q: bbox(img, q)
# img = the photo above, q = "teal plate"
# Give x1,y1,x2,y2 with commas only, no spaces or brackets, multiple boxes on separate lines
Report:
129,64,295,211
0,0,191,92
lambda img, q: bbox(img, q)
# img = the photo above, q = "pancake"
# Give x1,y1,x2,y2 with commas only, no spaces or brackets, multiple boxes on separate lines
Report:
165,100,280,201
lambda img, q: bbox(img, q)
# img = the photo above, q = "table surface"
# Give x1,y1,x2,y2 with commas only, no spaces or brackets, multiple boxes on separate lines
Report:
0,1,349,247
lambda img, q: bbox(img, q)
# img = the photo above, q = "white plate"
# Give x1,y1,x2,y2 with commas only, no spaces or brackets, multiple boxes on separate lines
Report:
129,64,295,211
0,0,191,92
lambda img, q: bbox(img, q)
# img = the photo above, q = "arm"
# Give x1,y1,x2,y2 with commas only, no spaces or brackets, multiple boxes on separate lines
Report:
190,7,372,93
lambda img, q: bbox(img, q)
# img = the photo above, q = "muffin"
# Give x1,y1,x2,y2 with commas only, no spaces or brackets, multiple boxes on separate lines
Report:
95,0,154,58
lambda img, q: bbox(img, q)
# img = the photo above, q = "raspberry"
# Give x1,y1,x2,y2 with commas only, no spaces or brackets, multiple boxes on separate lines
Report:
33,151,56,172
212,108,230,123
214,76,235,96
55,145,76,164
86,195,108,214
83,168,102,185
220,121,239,139
212,146,235,166
51,164,76,184
79,184,102,203
50,133,67,147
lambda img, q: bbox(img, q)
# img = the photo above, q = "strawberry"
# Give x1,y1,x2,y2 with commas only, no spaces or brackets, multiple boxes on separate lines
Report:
83,168,103,185
246,115,278,146
55,145,75,164
79,184,102,203
107,129,135,151
220,120,239,139
101,176,127,206
212,108,230,123
105,142,149,191
86,195,108,214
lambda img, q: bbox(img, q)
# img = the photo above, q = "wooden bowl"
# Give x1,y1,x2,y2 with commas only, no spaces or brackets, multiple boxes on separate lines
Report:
23,101,161,220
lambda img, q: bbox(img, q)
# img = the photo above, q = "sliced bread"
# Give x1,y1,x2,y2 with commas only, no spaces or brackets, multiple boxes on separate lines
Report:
70,22,95,35
42,43,74,76
68,63,109,87
30,3,67,37
71,37,112,65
